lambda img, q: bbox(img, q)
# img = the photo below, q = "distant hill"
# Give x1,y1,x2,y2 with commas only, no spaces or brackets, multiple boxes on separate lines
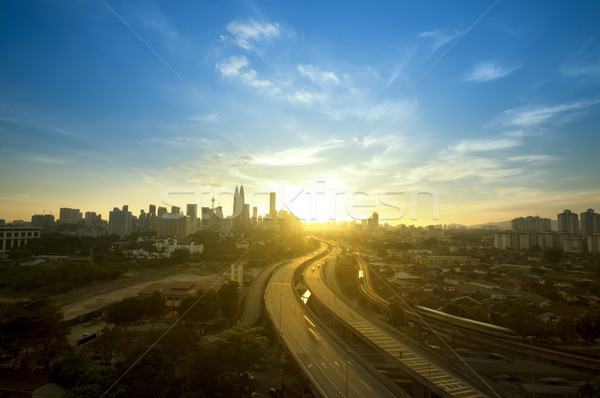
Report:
469,219,559,231
468,220,511,230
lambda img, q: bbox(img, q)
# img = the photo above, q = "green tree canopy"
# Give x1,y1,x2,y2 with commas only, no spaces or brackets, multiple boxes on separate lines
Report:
216,325,269,374
106,297,144,330
576,307,600,344
218,281,240,323
178,288,218,324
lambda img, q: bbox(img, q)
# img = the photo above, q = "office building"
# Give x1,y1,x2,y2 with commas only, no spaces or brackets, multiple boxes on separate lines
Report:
109,205,132,238
0,226,42,253
187,203,198,233
59,208,82,224
31,214,55,228
269,192,277,220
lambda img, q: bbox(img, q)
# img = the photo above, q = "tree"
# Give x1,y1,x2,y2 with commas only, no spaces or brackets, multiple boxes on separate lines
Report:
0,298,70,370
66,365,121,398
216,325,269,374
554,317,576,348
543,248,564,264
178,289,218,325
171,248,191,264
141,291,166,329
106,297,144,330
121,346,176,398
50,354,90,389
504,299,546,339
218,281,240,323
90,327,127,365
576,307,600,344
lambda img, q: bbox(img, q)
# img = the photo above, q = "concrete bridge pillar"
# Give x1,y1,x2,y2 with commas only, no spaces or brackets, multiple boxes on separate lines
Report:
412,380,425,398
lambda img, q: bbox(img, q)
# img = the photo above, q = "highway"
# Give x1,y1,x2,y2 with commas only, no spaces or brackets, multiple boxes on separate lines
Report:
239,259,289,326
265,243,403,398
305,243,489,398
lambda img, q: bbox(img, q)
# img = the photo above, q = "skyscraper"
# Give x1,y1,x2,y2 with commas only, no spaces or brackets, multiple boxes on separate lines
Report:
109,205,132,237
558,209,579,234
187,203,198,233
269,192,276,220
580,209,600,237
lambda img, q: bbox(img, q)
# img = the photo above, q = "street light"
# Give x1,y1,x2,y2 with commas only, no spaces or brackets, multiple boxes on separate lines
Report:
345,350,353,398
527,335,536,398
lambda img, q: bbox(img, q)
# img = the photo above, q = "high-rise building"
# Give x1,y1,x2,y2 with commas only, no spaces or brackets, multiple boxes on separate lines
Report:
157,207,168,217
269,192,276,220
201,207,210,227
157,214,190,238
372,211,379,228
109,206,132,237
84,212,102,227
511,216,551,232
149,205,156,217
241,203,250,231
59,208,82,224
580,209,600,237
171,206,181,215
187,204,198,234
252,206,258,223
186,204,198,223
558,209,579,234
31,214,55,228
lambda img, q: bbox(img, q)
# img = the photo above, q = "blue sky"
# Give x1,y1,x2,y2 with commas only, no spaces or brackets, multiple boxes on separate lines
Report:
1,1,599,225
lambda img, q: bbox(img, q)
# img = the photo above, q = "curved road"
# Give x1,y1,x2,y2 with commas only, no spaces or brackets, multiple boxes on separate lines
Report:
239,259,289,326
265,243,401,398
305,242,489,398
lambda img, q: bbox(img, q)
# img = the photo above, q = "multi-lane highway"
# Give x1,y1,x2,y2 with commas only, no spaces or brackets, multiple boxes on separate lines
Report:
265,243,404,397
240,259,289,326
305,243,490,398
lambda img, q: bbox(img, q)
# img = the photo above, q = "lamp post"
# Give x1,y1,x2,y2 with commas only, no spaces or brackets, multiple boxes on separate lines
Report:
527,335,535,398
279,292,283,336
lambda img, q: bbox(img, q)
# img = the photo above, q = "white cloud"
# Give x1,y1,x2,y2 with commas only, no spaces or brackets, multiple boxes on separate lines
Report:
501,99,600,127
240,69,276,91
418,30,460,50
216,55,249,77
464,61,519,82
449,138,521,152
226,19,281,50
251,140,344,167
506,155,556,164
287,90,320,105
297,64,340,85
561,61,600,79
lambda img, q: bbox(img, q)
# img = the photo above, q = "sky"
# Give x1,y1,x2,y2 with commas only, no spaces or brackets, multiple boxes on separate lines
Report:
1,1,599,226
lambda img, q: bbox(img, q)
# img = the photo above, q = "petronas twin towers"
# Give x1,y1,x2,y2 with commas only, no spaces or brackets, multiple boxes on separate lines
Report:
232,185,249,231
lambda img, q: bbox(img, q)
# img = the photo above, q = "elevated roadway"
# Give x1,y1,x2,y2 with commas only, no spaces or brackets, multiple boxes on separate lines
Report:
306,243,490,398
265,243,405,398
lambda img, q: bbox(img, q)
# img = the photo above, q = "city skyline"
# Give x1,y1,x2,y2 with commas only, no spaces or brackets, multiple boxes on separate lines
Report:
1,1,599,225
